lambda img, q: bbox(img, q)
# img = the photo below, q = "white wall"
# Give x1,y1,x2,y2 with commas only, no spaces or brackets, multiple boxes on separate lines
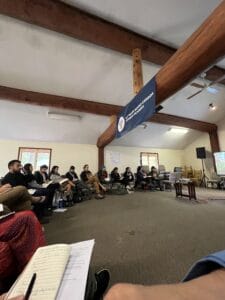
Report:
0,139,184,177
183,118,225,178
183,133,214,177
2,130,223,179
0,139,98,177
105,146,184,173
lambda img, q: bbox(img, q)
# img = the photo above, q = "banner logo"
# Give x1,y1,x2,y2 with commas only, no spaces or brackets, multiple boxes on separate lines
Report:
118,116,125,132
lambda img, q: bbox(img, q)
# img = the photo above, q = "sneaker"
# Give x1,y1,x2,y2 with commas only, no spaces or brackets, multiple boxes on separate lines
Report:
93,269,110,300
127,189,134,194
95,194,104,199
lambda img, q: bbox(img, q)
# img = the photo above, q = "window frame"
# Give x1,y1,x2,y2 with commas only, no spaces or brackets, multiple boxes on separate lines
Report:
140,152,159,169
18,147,52,171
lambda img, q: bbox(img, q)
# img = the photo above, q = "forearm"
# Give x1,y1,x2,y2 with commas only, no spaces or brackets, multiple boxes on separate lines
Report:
105,269,225,300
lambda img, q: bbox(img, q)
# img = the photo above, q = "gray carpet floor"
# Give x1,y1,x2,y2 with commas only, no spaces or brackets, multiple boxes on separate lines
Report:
44,190,225,287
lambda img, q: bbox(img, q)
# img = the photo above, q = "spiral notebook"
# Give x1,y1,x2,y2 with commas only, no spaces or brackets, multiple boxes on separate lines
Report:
7,239,95,300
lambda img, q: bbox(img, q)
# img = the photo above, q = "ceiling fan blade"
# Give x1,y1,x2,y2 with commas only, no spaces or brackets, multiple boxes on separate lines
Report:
187,89,203,100
190,82,205,89
208,74,225,86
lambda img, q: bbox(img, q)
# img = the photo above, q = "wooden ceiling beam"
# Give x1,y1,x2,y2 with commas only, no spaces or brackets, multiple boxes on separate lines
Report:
97,1,225,148
0,85,216,133
0,0,224,85
150,113,217,133
0,85,121,117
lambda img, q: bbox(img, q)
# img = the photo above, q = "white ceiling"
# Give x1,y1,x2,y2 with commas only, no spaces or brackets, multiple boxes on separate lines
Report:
63,0,225,68
0,100,109,144
111,124,202,149
0,100,201,149
0,0,225,148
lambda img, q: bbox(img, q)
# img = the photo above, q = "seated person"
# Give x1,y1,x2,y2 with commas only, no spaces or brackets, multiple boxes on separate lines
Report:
111,168,131,192
135,166,148,189
149,166,164,191
97,166,109,184
34,164,60,195
49,165,73,194
80,164,90,182
123,167,134,185
23,163,56,209
0,211,46,293
34,164,49,185
49,165,61,182
23,163,46,189
2,160,50,221
2,160,29,188
110,167,121,183
65,165,79,183
65,166,89,198
81,165,105,199
149,166,158,178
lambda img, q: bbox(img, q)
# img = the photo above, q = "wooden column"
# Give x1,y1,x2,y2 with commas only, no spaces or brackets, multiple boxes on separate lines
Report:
98,146,105,170
209,129,220,171
97,1,225,148
98,115,117,169
97,50,144,168
209,130,220,153
133,48,143,94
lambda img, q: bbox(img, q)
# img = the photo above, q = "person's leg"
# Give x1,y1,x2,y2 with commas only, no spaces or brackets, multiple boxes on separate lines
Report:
88,177,100,194
88,177,104,199
33,188,52,209
0,186,32,212
32,189,51,220
120,178,127,187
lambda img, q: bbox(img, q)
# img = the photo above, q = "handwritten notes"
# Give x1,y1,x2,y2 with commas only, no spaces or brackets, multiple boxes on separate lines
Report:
8,244,70,300
7,240,95,300
56,240,95,300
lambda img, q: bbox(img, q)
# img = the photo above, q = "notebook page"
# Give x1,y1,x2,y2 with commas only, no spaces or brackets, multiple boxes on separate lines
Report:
56,239,95,300
8,244,70,300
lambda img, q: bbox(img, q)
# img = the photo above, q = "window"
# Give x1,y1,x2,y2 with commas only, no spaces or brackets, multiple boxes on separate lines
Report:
18,147,52,171
140,152,159,172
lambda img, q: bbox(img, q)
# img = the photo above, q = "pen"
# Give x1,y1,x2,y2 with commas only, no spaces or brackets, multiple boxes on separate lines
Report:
24,273,36,300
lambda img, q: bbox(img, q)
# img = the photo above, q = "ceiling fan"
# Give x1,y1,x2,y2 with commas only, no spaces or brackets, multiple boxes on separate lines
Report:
187,73,225,100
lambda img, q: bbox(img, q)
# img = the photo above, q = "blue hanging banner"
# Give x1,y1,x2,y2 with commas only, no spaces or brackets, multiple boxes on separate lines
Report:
116,76,156,138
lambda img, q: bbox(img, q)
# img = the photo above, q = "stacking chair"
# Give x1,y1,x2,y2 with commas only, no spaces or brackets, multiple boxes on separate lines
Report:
162,172,177,191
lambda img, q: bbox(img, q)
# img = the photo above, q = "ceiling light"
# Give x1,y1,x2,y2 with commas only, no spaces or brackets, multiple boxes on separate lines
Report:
48,112,82,121
207,86,219,94
209,103,217,111
168,128,189,134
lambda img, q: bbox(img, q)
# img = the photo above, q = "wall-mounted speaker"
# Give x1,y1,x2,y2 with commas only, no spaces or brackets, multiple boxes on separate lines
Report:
196,147,206,159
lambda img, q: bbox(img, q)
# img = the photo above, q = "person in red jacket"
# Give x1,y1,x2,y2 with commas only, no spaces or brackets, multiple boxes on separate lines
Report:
0,211,46,294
